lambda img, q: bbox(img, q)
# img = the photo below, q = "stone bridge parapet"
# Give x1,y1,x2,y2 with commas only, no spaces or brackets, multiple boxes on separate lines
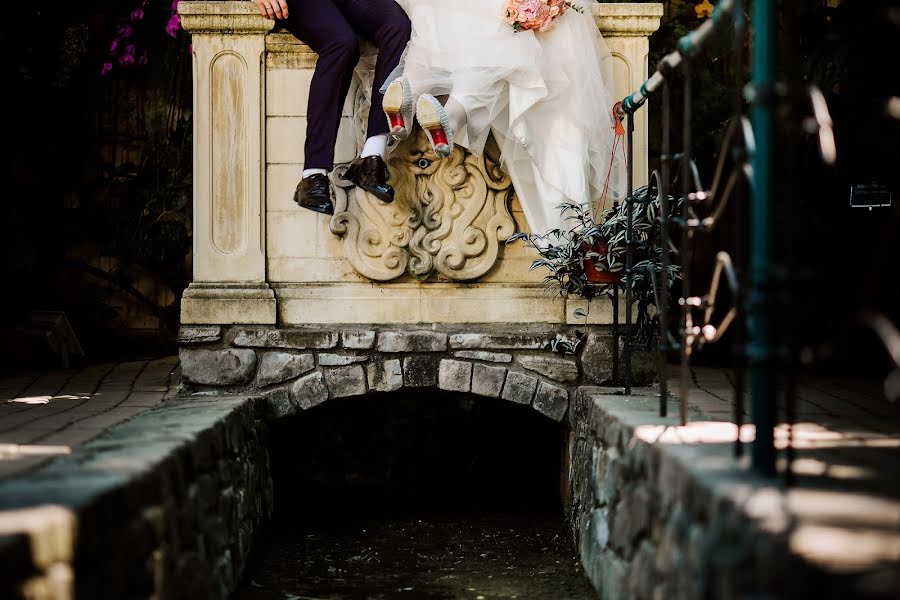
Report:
178,324,655,423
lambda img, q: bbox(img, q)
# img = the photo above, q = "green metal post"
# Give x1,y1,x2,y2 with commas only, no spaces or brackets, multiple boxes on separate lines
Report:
749,0,776,475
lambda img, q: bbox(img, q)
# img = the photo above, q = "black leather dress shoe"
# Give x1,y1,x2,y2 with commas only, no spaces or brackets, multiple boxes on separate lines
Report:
343,155,394,203
293,173,334,215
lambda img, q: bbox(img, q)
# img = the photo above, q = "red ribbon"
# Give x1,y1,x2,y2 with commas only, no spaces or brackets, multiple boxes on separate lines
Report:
600,102,629,208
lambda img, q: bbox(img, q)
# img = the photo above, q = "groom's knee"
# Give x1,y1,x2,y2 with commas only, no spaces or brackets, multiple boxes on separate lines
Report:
375,16,411,51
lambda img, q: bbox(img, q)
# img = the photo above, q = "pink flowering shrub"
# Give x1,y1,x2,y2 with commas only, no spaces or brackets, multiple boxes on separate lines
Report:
103,0,185,75
504,0,580,33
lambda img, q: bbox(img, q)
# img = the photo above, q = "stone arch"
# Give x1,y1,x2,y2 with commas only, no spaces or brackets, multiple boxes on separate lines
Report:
177,325,607,425
280,357,570,424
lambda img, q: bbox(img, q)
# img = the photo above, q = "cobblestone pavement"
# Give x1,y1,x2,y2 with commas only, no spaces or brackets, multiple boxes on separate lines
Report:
675,367,900,490
675,366,899,428
0,357,179,479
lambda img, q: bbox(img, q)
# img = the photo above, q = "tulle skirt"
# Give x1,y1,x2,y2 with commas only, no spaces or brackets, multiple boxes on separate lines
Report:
386,0,624,235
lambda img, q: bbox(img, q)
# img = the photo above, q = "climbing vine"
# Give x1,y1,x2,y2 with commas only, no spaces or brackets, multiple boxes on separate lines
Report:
1,1,192,351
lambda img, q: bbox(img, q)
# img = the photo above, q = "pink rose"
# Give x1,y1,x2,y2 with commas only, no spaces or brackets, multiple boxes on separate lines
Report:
101,62,113,76
523,0,554,30
518,0,542,20
505,0,519,25
506,0,570,32
130,8,145,22
537,0,568,31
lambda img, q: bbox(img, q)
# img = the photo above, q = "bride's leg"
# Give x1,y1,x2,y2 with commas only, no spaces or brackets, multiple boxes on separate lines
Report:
443,97,468,135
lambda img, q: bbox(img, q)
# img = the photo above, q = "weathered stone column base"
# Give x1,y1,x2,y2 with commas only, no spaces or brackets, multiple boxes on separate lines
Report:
181,283,277,325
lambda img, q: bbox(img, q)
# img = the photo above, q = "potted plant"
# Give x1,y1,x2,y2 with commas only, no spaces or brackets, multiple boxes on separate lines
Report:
508,201,616,302
509,183,681,345
581,236,622,285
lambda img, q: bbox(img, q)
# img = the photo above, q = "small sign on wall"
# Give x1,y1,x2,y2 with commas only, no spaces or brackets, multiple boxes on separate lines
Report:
849,183,892,210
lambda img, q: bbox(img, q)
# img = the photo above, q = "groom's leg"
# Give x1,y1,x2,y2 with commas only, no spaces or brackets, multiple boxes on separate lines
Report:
342,0,411,139
283,0,360,170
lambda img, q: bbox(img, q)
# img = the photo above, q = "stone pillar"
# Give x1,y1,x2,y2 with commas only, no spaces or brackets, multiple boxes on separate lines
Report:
178,2,276,324
594,3,664,189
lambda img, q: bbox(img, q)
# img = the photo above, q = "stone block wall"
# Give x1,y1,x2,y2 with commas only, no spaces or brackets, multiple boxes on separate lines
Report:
178,324,658,424
0,397,272,599
567,390,854,600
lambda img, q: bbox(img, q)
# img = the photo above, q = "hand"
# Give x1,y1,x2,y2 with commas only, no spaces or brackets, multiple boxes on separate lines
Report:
254,0,289,20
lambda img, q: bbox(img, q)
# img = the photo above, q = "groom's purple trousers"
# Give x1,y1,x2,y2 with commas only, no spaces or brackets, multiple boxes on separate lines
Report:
283,0,410,170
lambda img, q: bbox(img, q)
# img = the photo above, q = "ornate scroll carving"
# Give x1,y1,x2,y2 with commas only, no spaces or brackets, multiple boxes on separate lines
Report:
329,131,516,282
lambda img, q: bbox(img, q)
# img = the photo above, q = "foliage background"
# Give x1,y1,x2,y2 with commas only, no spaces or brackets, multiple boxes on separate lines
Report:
1,1,192,362
601,0,900,373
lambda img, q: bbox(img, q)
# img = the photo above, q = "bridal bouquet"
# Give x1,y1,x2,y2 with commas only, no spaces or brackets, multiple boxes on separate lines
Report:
504,0,583,33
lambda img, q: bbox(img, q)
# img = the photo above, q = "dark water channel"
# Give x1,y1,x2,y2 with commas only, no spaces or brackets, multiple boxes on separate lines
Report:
232,391,596,600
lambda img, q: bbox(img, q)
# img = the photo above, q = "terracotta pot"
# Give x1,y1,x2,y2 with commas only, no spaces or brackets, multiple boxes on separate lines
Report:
580,240,622,284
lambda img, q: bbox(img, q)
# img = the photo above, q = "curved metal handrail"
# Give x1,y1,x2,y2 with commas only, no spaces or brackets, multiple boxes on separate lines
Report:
617,0,739,119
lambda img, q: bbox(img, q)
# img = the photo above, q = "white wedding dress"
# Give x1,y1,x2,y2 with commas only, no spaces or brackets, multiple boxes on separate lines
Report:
388,0,624,235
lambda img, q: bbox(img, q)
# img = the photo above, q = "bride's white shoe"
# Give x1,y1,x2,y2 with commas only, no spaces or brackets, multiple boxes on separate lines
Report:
416,94,454,158
383,78,414,141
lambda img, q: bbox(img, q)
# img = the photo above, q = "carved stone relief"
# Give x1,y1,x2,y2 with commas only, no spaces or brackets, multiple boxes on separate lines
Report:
329,130,517,282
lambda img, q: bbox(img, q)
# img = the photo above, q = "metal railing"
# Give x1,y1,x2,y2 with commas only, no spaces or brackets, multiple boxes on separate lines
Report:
606,0,896,484
610,0,865,481
613,0,780,471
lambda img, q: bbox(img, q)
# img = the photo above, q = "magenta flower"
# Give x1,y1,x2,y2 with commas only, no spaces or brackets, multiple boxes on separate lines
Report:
165,14,182,38
115,24,134,40
102,0,189,73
